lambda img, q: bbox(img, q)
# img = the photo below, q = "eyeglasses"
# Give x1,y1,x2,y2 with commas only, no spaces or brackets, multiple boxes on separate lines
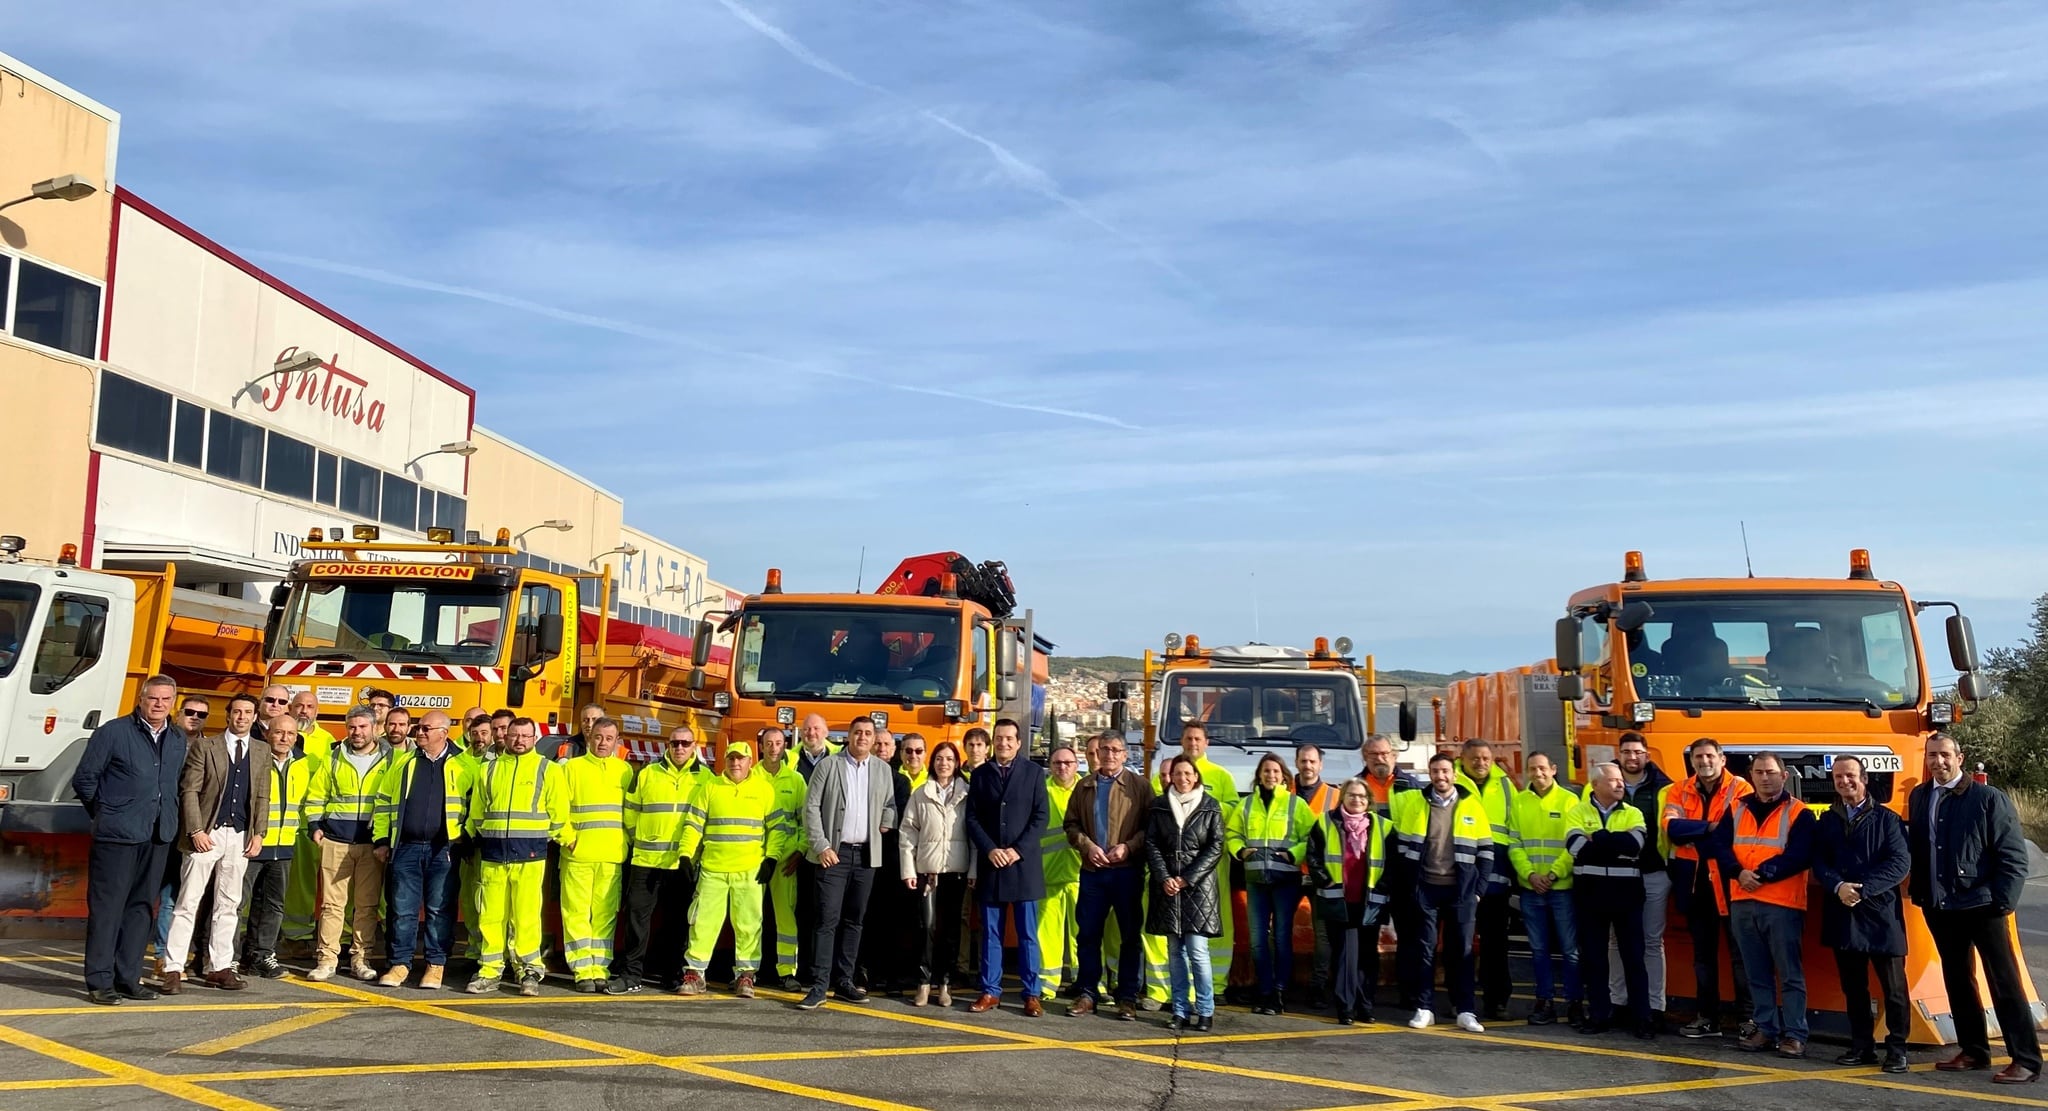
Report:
181,709,207,718
261,696,289,705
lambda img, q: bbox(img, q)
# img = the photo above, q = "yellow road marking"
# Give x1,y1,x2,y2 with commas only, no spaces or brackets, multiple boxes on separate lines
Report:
175,1009,350,1056
0,1021,276,1111
295,978,930,1111
0,1000,366,1018
1833,1075,2048,1109
181,1058,635,1084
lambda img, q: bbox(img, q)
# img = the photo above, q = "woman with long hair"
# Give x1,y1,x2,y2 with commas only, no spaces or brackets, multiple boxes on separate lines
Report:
897,740,974,1006
1147,753,1224,1031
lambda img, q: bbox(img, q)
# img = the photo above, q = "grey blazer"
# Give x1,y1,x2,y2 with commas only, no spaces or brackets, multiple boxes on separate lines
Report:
802,752,899,867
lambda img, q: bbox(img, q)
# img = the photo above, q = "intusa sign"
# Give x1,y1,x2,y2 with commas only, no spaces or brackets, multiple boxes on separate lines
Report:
260,347,386,434
305,562,476,581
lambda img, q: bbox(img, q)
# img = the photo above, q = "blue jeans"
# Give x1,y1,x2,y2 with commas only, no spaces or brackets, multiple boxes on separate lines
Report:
1075,868,1144,1003
1521,888,1581,1004
385,841,459,967
979,900,1041,998
1247,878,1303,999
1730,901,1807,1041
1168,932,1215,1018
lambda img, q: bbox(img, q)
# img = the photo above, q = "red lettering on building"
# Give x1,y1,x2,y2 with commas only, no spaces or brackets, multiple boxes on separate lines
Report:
261,347,389,434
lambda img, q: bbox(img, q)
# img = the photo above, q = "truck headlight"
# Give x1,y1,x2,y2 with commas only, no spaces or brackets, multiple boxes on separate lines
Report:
1632,702,1657,723
713,692,731,711
944,699,966,720
776,705,796,726
1929,701,1955,725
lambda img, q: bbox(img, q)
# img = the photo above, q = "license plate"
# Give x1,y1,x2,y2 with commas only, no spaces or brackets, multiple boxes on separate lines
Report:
1859,753,1903,773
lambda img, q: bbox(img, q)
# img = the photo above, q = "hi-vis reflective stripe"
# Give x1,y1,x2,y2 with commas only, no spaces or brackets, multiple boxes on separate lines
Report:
1576,864,1642,878
1734,804,1794,849
479,756,549,836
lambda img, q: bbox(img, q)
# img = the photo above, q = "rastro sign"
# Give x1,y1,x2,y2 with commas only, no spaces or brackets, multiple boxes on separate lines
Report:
306,562,476,581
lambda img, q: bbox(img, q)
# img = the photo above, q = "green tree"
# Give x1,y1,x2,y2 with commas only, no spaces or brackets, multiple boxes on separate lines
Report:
1953,592,2048,791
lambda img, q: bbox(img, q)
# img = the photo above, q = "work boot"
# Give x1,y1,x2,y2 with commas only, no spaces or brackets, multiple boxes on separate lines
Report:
781,975,803,993
573,979,601,994
465,976,495,994
519,971,542,997
1527,1001,1557,1026
419,966,445,991
351,960,377,983
1117,1000,1137,1021
1138,996,1162,1012
735,973,756,999
679,972,707,996
1736,1031,1775,1053
376,966,409,988
160,970,183,995
1776,1038,1806,1060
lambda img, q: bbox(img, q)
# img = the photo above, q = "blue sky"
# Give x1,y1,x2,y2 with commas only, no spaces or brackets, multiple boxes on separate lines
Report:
9,1,2046,672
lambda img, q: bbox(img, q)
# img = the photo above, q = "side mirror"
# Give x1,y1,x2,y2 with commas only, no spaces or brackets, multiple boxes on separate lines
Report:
1614,601,1654,633
269,584,291,608
1553,617,1581,671
998,676,1020,703
1105,680,1129,701
691,621,713,668
76,613,106,661
1397,700,1418,743
1958,672,1987,702
1947,614,1980,674
996,629,1020,677
688,666,706,691
535,612,565,660
1110,702,1130,734
1556,673,1584,702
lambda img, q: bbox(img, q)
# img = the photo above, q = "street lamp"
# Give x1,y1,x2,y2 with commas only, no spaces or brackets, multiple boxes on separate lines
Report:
0,174,98,214
231,348,326,406
512,519,573,548
589,543,639,569
405,440,478,476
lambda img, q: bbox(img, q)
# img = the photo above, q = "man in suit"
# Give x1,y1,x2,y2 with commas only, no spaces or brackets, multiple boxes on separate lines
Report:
162,692,271,992
797,715,898,1010
1813,755,1911,1074
966,717,1051,1017
74,675,190,1005
1910,733,2040,1084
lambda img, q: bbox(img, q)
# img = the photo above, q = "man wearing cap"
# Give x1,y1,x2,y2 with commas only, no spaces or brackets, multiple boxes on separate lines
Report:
678,739,786,997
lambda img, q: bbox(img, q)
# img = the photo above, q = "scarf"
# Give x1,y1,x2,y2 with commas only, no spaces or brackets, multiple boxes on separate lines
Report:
1338,808,1373,859
1169,785,1203,828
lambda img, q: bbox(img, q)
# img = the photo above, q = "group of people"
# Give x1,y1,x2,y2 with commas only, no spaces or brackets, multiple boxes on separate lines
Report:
69,683,2044,1079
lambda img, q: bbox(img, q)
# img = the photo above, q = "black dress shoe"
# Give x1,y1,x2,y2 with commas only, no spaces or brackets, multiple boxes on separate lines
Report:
1836,1049,1879,1067
1193,1015,1213,1033
86,989,124,1006
1882,1052,1909,1074
835,983,869,1003
115,983,160,1002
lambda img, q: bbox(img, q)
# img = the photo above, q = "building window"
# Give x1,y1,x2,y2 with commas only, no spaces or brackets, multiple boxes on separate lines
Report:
380,473,418,530
435,493,466,536
8,260,101,358
95,373,172,461
205,411,264,486
315,452,338,505
417,487,436,530
264,433,315,500
171,401,205,469
339,458,379,519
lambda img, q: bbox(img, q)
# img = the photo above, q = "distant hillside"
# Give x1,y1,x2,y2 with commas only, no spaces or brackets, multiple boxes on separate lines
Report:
1051,657,1477,691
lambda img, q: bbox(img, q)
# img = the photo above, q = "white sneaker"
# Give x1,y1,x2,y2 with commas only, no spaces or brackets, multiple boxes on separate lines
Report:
306,962,337,982
1456,1011,1485,1033
1408,1008,1434,1029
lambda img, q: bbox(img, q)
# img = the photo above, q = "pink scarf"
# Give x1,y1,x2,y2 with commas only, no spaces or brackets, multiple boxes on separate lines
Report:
1338,808,1373,903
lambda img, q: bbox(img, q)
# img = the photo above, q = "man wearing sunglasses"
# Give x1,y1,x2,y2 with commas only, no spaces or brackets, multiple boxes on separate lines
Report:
255,686,292,742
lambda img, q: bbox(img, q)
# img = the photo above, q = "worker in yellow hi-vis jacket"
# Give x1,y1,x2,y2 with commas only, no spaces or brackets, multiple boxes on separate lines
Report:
678,739,786,998
463,717,568,996
558,718,634,991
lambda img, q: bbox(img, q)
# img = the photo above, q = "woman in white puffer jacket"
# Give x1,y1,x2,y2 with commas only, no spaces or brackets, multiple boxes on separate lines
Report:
898,740,977,1007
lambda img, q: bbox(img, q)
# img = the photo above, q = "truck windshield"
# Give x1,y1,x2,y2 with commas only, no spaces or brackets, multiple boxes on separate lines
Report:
1161,671,1362,750
736,605,960,703
1625,590,1921,708
0,582,37,678
274,579,510,664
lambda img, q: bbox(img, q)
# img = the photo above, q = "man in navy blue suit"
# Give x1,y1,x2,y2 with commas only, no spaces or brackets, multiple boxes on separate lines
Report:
74,675,189,1005
965,718,1050,1016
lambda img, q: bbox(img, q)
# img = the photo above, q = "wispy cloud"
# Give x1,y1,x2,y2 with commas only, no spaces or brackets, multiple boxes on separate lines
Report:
246,250,1141,430
709,0,1193,285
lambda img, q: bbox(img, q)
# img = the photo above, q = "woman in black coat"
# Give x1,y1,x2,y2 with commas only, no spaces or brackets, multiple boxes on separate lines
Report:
1812,761,1911,1072
1147,754,1224,1031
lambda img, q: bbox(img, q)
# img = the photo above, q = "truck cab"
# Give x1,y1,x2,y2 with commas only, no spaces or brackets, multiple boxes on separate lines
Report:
1132,635,1417,795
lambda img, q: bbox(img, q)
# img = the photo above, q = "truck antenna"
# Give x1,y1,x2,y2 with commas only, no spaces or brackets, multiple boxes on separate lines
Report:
855,546,866,592
1740,521,1755,578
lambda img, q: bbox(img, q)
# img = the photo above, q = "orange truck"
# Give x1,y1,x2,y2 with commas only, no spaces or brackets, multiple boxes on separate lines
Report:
0,535,267,919
690,554,1043,758
263,526,727,759
1445,547,2041,1045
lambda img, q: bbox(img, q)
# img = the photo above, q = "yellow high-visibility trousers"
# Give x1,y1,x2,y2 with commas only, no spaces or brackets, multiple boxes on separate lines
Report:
461,856,485,962
477,859,547,981
1037,881,1080,999
686,870,764,975
765,865,798,978
281,831,320,942
559,860,623,982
